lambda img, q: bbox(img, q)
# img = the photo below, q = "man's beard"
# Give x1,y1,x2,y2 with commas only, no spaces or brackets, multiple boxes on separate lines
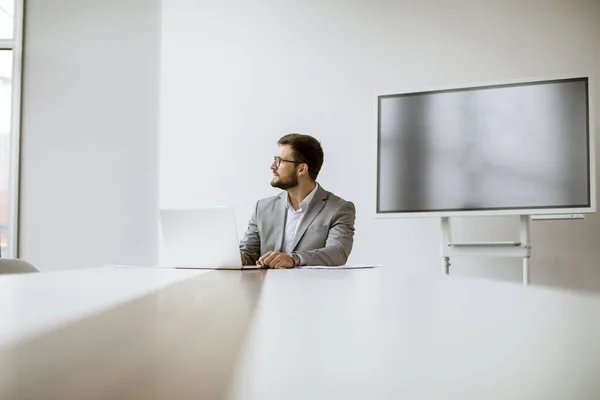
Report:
271,173,298,190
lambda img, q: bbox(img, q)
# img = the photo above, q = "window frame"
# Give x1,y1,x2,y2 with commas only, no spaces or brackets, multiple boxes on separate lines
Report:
0,0,24,258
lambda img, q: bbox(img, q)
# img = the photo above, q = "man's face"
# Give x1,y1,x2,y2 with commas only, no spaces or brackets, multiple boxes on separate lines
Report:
270,145,299,190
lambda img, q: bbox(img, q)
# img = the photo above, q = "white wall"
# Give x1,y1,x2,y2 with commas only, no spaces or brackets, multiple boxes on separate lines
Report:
161,0,600,291
19,0,161,271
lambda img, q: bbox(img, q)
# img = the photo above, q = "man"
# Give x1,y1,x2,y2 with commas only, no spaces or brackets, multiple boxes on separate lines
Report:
239,134,356,268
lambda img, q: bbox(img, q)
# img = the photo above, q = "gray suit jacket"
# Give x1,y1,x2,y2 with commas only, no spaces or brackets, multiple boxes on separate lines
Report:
239,185,356,266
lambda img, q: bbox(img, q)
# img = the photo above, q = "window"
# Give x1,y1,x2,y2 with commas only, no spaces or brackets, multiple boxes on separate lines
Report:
0,0,23,258
0,50,11,257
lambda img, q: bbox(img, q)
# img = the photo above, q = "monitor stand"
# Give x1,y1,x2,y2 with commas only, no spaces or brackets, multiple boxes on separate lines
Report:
440,215,531,286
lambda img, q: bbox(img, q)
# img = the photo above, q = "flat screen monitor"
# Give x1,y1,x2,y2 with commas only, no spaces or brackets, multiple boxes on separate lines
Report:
377,77,595,217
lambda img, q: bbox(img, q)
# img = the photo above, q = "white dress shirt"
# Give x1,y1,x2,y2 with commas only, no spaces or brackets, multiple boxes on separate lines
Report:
282,184,320,255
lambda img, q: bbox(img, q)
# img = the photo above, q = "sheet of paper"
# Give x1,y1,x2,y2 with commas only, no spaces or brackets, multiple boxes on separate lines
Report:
297,264,380,270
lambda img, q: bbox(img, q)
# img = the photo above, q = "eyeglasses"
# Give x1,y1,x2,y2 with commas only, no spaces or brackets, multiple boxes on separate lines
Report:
273,156,303,168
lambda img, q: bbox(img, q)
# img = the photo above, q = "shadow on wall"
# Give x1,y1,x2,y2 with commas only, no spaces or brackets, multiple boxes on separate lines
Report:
530,213,600,295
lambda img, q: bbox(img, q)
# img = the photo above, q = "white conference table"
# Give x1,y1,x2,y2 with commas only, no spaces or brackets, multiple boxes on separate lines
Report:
1,266,600,399
0,267,207,349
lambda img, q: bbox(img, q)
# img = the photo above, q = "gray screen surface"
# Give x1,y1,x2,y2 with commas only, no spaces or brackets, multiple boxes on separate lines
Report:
377,78,590,213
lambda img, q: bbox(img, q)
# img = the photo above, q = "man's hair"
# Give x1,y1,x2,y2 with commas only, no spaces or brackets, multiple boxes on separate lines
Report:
277,133,324,181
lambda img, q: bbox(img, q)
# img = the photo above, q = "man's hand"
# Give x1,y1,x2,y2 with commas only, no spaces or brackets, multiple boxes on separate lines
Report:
257,251,295,269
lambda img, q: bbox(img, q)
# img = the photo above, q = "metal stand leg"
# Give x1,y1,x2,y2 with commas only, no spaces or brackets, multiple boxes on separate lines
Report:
441,215,532,286
441,217,451,275
522,258,529,286
443,257,450,275
519,215,531,286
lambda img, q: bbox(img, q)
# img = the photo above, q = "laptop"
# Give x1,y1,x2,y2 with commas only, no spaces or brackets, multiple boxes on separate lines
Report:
159,206,261,269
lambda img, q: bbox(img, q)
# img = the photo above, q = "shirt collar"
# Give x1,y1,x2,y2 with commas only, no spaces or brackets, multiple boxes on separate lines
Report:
286,183,319,211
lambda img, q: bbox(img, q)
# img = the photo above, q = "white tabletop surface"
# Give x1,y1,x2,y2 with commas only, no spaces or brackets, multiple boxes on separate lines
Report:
225,267,600,400
0,266,206,349
2,266,600,399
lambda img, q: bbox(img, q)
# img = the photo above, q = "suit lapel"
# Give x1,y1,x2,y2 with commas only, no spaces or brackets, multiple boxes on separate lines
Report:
273,191,287,252
290,185,329,251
